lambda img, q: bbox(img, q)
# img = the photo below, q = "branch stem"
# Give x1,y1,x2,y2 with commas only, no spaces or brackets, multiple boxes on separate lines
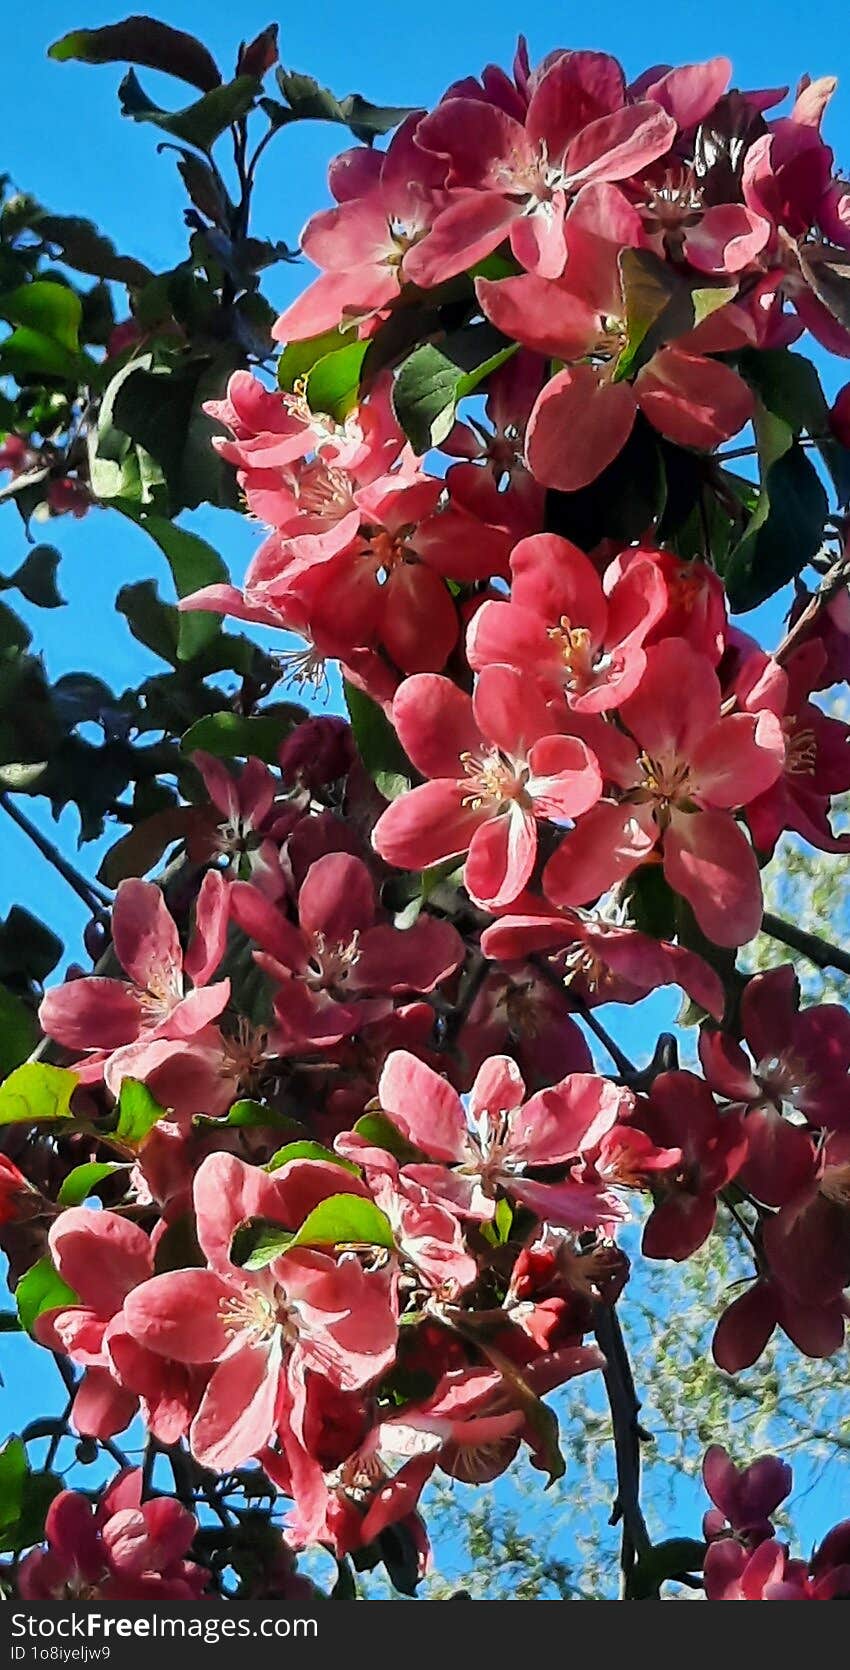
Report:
0,793,111,915
593,1305,653,1598
762,911,850,978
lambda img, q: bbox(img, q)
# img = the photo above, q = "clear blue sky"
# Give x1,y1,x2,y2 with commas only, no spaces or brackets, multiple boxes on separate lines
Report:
2,0,849,1581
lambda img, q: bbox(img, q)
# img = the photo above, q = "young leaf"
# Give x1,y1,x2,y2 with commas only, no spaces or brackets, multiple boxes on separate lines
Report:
305,341,368,421
344,681,413,797
114,1077,165,1146
352,1111,420,1162
0,987,38,1078
118,70,259,153
181,708,305,762
16,1256,79,1336
0,1064,77,1125
132,513,228,661
266,1140,360,1175
290,1194,394,1251
0,282,82,354
57,1161,126,1206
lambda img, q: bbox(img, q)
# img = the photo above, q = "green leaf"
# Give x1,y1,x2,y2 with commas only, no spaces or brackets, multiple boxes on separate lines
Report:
545,414,666,549
0,1063,77,1125
153,1212,204,1274
352,1110,420,1162
181,708,304,762
0,907,61,985
631,1537,706,1599
0,987,38,1077
277,327,356,388
291,1193,394,1251
615,252,733,382
49,19,222,91
16,1256,79,1336
737,346,850,506
305,342,368,421
108,352,241,514
344,681,413,797
0,546,64,609
0,1439,26,1530
393,329,517,453
114,1077,164,1146
266,1140,360,1174
0,326,82,381
57,1161,125,1206
0,281,81,354
33,213,152,288
195,1100,307,1135
724,440,829,612
118,69,259,152
267,69,414,144
117,579,180,663
133,513,227,661
0,1465,65,1554
231,1195,394,1269
0,601,31,655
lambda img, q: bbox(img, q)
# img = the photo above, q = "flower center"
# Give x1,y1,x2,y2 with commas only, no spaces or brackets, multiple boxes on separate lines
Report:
218,1288,281,1345
459,748,529,811
636,749,693,812
306,930,361,990
782,720,818,776
755,1051,814,1110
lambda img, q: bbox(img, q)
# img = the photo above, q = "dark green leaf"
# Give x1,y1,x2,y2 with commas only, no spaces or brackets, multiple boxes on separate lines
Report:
344,681,413,796
0,1439,26,1530
16,1256,79,1336
0,1063,77,1125
0,1467,63,1555
230,1216,294,1270
49,19,222,91
393,328,516,453
195,1100,306,1134
0,601,31,655
182,708,304,762
0,907,62,984
268,69,414,144
34,213,152,287
114,1077,165,1146
133,513,227,661
0,546,64,609
117,579,180,663
544,415,666,548
0,987,38,1077
118,69,259,153
57,1161,125,1206
724,441,829,612
153,1212,204,1274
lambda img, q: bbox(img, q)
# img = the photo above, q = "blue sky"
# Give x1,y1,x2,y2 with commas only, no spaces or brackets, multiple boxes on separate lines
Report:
2,0,850,1585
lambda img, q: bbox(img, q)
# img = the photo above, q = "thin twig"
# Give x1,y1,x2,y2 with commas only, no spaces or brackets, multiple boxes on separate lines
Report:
0,793,111,914
531,955,639,1081
773,551,850,667
761,911,850,979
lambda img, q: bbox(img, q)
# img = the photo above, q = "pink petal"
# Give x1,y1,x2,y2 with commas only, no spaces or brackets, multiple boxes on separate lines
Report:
49,1209,152,1315
112,879,181,994
184,869,229,987
526,368,636,491
473,662,554,755
392,674,481,779
228,882,307,971
39,977,141,1052
372,779,484,871
542,800,655,907
378,1050,467,1160
469,1055,526,1121
122,1270,235,1362
635,348,753,450
527,735,603,819
517,1075,628,1164
664,809,763,946
190,1341,280,1469
71,1368,139,1440
476,272,597,360
298,852,375,942
465,805,537,909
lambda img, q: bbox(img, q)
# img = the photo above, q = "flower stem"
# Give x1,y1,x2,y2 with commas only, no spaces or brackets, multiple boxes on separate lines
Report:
761,911,850,979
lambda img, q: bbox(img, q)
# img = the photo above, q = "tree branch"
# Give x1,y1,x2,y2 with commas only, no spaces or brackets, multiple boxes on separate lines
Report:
593,1305,654,1598
0,793,111,916
773,550,850,667
761,911,850,979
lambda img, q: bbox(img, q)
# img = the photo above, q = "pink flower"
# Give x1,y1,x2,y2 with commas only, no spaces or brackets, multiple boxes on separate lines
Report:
542,638,785,946
480,896,725,1019
372,666,602,910
39,875,230,1089
702,1443,792,1545
228,851,464,1050
468,533,667,713
34,1209,199,1443
477,184,753,490
333,1138,477,1296
273,116,449,341
734,641,850,857
700,964,850,1204
377,1049,632,1227
407,52,675,285
122,1153,398,1469
0,1154,33,1224
18,1471,208,1600
636,1071,748,1260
